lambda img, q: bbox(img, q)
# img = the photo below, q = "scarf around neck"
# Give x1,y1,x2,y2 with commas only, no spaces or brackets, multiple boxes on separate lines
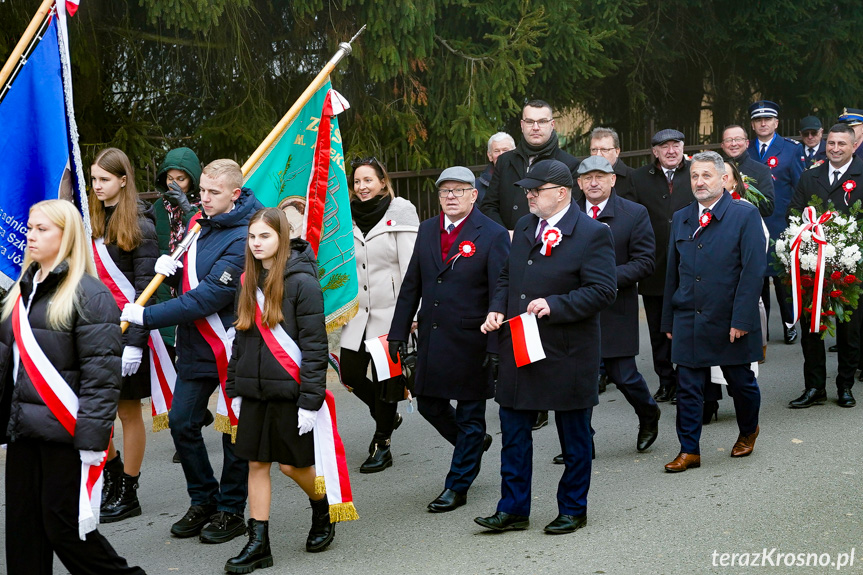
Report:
351,194,392,236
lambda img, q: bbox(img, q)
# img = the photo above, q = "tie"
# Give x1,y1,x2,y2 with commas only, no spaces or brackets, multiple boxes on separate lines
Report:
760,143,767,159
535,219,548,243
665,170,674,183
447,223,455,234
808,148,815,161
590,206,599,219
833,170,841,185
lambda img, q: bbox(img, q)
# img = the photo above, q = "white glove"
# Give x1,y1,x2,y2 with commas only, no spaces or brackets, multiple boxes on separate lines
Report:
231,397,242,418
154,254,183,277
297,408,317,435
121,346,144,377
121,303,145,326
79,450,106,466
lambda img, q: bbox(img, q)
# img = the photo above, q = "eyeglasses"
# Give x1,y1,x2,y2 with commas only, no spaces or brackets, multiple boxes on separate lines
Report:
721,137,747,144
437,188,473,198
590,147,617,154
350,156,385,169
801,131,820,138
521,118,552,127
524,186,559,197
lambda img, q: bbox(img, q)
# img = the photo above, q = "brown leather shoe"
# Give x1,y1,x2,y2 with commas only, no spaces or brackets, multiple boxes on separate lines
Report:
731,426,759,457
664,453,700,473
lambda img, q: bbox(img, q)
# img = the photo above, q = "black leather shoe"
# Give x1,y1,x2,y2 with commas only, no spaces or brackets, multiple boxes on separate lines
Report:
653,385,676,403
482,434,493,452
306,497,335,552
543,514,587,534
789,388,827,408
225,518,273,573
100,473,141,523
636,406,660,452
360,440,392,473
428,489,467,513
552,453,564,464
598,374,608,395
838,388,856,407
474,511,529,531
829,344,839,353
170,504,216,538
552,442,595,464
200,511,247,544
532,411,549,431
784,325,798,345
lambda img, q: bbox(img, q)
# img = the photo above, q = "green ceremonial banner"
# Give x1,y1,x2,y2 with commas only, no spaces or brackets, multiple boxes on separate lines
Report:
244,80,358,332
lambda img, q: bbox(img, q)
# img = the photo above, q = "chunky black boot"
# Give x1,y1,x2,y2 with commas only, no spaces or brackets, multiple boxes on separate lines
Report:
306,497,335,552
100,452,123,511
101,472,142,523
360,438,392,473
225,518,273,573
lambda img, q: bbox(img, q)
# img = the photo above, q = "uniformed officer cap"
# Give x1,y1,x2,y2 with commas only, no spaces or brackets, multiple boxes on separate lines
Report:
515,159,573,189
651,129,685,146
799,116,822,132
838,108,863,127
749,100,780,119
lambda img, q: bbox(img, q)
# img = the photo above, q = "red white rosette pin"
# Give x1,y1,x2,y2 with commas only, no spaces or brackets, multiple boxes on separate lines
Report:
694,211,712,237
540,226,562,256
767,156,779,169
843,180,856,206
447,240,477,268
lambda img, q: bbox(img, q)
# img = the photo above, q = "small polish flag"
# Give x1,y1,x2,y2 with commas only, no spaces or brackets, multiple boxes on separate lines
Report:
66,0,81,16
510,312,546,367
365,334,403,380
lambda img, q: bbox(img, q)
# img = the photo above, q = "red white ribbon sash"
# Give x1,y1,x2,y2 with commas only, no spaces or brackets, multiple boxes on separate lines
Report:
93,238,176,427
11,296,107,540
789,206,834,333
251,284,303,383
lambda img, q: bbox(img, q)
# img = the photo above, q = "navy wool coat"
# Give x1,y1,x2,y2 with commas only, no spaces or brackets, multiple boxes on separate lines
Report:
660,192,766,368
389,208,510,401
489,203,617,411
578,192,655,358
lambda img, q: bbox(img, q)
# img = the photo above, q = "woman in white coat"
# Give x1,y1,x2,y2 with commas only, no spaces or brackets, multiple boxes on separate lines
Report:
341,157,419,473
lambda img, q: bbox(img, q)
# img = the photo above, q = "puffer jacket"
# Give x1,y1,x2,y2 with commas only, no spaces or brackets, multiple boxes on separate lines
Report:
0,262,122,450
226,239,327,412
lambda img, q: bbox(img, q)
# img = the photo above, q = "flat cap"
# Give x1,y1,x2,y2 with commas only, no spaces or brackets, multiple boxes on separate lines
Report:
838,108,863,127
436,166,476,187
577,155,615,174
651,129,685,146
514,159,573,189
749,100,780,119
799,116,822,132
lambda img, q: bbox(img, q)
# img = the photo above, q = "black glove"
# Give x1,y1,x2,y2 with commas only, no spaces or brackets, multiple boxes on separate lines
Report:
483,353,500,381
388,340,407,364
162,181,194,215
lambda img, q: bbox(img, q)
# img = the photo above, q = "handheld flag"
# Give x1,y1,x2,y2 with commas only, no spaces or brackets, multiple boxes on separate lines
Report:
365,334,403,380
509,312,546,367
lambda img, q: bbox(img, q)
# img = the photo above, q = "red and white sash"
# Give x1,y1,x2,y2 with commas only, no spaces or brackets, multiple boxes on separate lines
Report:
243,275,357,522
182,215,238,440
93,238,177,431
11,296,108,540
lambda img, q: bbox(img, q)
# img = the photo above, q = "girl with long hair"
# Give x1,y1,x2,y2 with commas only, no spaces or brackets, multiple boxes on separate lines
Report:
89,148,160,522
0,200,144,574
225,208,331,573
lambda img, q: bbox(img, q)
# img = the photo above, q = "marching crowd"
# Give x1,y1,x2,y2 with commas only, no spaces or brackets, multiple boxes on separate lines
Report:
1,96,861,574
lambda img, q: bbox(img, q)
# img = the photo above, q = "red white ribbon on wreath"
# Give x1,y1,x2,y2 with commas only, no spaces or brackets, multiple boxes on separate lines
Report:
445,240,476,269
790,206,835,333
540,226,562,256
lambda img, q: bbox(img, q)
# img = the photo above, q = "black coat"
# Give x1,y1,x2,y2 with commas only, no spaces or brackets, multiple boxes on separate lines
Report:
731,153,776,218
625,159,694,296
803,140,827,168
789,155,863,218
612,158,635,199
578,193,655,358
389,208,510,401
489,203,617,411
480,143,580,230
0,263,122,450
226,240,328,412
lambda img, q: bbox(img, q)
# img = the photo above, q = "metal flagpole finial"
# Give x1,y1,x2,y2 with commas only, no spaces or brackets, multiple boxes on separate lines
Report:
330,25,366,66
348,25,366,46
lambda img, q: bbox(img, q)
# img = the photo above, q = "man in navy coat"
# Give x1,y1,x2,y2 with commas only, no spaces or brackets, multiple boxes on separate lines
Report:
799,116,827,167
747,100,805,345
661,152,766,473
576,156,660,453
389,166,510,513
475,159,617,535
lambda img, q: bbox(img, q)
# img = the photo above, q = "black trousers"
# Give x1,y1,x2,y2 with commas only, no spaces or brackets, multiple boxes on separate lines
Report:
762,277,794,336
800,309,862,391
641,295,676,389
5,439,145,575
340,346,398,441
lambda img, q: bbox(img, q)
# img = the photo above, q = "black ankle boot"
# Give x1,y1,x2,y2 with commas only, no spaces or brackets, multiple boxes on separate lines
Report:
306,497,335,552
360,439,392,473
101,453,123,511
101,472,142,523
225,518,273,573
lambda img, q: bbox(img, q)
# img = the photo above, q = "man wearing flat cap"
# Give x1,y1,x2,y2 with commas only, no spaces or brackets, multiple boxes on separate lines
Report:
476,159,617,535
747,100,805,346
576,156,660,452
800,116,827,167
838,108,863,154
389,166,510,513
627,129,695,404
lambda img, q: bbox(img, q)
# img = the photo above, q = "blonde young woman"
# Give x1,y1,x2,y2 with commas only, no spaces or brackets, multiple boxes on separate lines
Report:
340,157,419,473
89,148,160,522
0,200,144,574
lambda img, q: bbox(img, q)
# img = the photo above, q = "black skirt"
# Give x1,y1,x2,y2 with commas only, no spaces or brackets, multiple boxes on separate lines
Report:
119,348,152,400
234,398,315,467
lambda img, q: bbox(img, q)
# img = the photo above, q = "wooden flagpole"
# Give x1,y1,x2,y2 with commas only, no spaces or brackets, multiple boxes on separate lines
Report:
0,0,56,98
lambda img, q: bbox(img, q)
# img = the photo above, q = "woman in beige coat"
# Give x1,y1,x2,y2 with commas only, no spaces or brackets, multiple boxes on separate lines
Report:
341,157,419,473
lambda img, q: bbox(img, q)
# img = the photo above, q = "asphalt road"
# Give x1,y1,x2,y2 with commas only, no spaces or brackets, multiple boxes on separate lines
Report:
1,307,861,574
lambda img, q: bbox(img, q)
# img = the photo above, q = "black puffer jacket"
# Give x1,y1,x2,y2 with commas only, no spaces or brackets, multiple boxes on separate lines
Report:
226,239,327,412
0,262,122,450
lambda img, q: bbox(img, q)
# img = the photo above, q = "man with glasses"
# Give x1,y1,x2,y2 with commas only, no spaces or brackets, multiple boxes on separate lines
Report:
799,116,826,167
389,167,510,513
719,125,775,219
476,159,616,535
590,127,635,199
628,129,694,404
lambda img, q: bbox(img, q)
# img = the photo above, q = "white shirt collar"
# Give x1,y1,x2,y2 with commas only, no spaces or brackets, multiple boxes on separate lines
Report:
829,157,853,181
699,197,721,217
585,197,609,217
443,213,469,230
535,202,571,237
757,134,776,149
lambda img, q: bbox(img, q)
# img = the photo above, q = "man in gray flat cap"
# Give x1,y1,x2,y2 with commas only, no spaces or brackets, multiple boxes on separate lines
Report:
627,129,694,404
390,166,510,513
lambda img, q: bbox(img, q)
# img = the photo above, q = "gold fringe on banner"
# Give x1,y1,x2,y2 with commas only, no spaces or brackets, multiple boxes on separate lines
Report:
215,413,235,440
151,412,170,432
329,502,359,523
325,299,358,334
314,476,327,496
